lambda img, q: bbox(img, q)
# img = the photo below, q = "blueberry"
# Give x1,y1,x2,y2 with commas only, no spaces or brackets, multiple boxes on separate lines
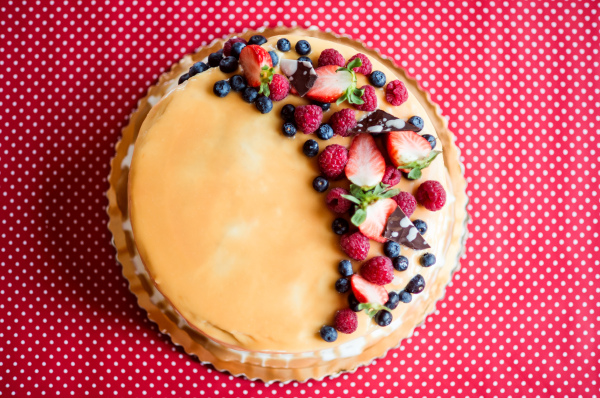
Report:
281,104,296,122
312,101,331,112
219,56,239,73
332,218,349,235
303,139,319,157
242,87,258,103
420,253,436,267
392,255,409,272
316,124,334,140
208,49,224,68
338,260,353,277
413,219,427,235
297,56,313,65
230,42,246,59
230,75,247,92
282,122,297,138
335,278,350,293
295,40,311,55
313,176,329,192
255,96,273,114
408,116,425,131
248,35,267,45
213,80,231,97
178,72,190,85
269,51,279,66
189,61,209,77
348,293,362,312
422,134,436,149
369,70,386,88
319,325,338,342
375,310,393,327
385,291,400,310
405,274,425,294
399,290,412,303
277,38,291,52
383,241,401,258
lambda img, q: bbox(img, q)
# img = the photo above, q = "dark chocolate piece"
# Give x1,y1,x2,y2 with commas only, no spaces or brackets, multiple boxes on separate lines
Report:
350,109,421,134
280,59,317,97
383,206,431,250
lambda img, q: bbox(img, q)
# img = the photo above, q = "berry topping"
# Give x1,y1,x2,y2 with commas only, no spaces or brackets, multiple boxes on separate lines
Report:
316,123,334,140
277,38,291,52
268,51,279,66
408,116,424,131
345,133,386,188
223,37,247,57
189,61,209,76
358,198,398,243
353,85,378,112
282,122,297,138
348,293,362,312
387,131,441,179
312,100,331,112
392,191,417,217
347,53,373,75
340,232,370,261
405,274,425,294
295,40,312,55
392,255,409,272
329,108,357,137
239,45,274,91
241,87,258,103
255,96,273,114
422,134,436,149
338,260,353,277
369,70,386,88
208,49,224,67
374,310,392,326
230,42,247,59
303,139,319,158
318,144,349,179
294,105,323,134
306,59,366,105
219,56,239,73
297,56,313,65
248,35,267,46
178,72,190,85
385,79,409,106
420,253,436,267
268,74,290,101
382,165,402,187
383,241,401,258
399,290,412,303
332,218,350,235
350,274,389,305
360,256,394,286
413,219,427,235
312,176,329,192
229,75,247,92
334,309,358,334
385,291,400,310
416,180,447,211
318,48,346,67
335,278,351,294
326,188,353,214
319,325,337,342
281,104,296,123
213,80,231,97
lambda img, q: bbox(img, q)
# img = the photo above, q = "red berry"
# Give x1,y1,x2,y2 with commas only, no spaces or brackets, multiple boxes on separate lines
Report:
268,74,290,101
340,232,370,261
334,309,358,334
326,188,353,214
416,180,447,211
360,256,394,286
347,53,373,75
329,108,357,137
318,48,346,67
318,144,349,179
294,105,323,134
386,80,409,106
223,37,247,57
354,85,377,112
382,165,401,186
392,191,417,217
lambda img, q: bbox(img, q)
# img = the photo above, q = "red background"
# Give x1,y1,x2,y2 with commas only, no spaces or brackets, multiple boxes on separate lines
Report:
1,1,599,396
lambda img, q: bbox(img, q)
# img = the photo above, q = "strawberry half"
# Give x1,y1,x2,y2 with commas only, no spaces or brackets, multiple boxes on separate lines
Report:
305,56,366,105
387,131,441,180
345,133,386,188
239,44,274,93
358,198,397,243
351,274,389,305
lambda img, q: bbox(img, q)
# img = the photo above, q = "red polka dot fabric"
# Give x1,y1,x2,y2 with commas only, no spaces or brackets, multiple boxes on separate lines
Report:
1,1,599,396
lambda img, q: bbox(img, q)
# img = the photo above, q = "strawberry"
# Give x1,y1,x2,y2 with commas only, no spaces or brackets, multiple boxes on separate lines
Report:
239,44,274,94
345,133,386,188
350,274,389,305
305,57,366,105
387,131,441,180
358,198,397,243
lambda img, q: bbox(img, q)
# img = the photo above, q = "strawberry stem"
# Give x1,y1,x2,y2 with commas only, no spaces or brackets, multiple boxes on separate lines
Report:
258,66,274,97
341,183,400,227
335,58,365,106
398,150,442,180
357,302,387,318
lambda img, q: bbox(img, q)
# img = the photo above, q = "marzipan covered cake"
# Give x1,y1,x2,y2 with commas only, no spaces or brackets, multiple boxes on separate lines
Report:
107,28,468,382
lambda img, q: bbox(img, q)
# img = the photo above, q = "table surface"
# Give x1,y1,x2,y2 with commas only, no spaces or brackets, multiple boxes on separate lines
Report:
1,1,599,397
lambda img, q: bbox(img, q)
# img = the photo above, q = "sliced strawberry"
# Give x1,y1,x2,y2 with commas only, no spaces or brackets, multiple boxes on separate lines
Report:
387,131,441,179
351,274,389,305
239,44,273,88
305,65,353,103
358,198,397,243
345,133,386,188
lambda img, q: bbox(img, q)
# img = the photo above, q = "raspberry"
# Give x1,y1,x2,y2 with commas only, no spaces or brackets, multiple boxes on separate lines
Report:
318,48,346,67
268,74,290,101
393,191,417,217
340,231,370,261
416,180,447,211
354,85,377,112
326,188,353,214
386,80,409,106
334,308,358,334
223,37,247,57
318,144,349,179
382,165,401,187
347,53,373,75
360,256,394,286
329,108,357,137
294,105,323,134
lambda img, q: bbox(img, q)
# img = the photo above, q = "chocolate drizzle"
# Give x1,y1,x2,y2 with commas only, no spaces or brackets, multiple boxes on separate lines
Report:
350,109,422,134
279,59,317,97
383,206,430,250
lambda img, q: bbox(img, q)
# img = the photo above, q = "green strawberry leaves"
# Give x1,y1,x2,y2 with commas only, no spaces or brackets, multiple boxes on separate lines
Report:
335,58,365,106
341,182,400,227
258,66,274,97
398,150,441,180
357,302,387,318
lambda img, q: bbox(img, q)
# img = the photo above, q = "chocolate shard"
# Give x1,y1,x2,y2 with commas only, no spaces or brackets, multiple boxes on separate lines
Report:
349,109,422,134
383,206,431,250
279,59,317,97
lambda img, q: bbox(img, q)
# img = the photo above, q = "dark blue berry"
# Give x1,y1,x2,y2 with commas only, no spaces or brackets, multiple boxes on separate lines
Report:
255,96,273,114
269,51,279,66
241,87,258,103
295,40,311,55
420,253,436,267
413,219,427,235
208,50,224,67
319,325,337,342
422,134,436,149
369,70,387,88
383,241,401,258
338,260,353,277
408,116,425,131
385,291,400,310
178,72,190,85
277,38,291,52
230,42,246,59
248,35,267,45
219,56,239,73
335,278,350,293
348,293,361,312
297,56,313,65
229,75,247,92
312,176,329,192
312,101,331,112
392,255,409,272
189,61,209,77
405,274,425,294
375,310,393,327
282,122,297,137
303,139,319,157
281,104,296,122
316,124,334,140
213,80,231,97
332,218,349,235
399,290,412,303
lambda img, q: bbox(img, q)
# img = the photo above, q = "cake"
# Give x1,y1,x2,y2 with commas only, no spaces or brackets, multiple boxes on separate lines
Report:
107,28,468,382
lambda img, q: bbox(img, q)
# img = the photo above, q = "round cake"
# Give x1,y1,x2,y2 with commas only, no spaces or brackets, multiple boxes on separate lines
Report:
107,28,468,382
